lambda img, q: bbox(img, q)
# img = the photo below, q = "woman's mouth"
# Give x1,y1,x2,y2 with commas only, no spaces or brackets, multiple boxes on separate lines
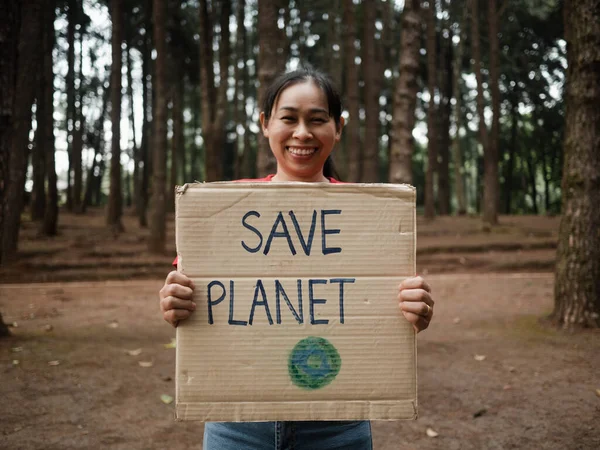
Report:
286,146,318,156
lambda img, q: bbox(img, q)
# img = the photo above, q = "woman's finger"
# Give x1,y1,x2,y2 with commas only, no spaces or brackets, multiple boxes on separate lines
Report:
401,311,431,332
399,276,431,293
161,283,194,301
164,308,193,326
399,300,432,318
165,270,195,290
398,288,434,307
160,296,196,313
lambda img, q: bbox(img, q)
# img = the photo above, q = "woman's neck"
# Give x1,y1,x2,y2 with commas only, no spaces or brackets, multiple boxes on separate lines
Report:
272,171,328,183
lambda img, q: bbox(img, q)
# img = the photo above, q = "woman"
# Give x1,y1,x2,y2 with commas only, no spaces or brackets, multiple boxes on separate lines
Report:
160,67,434,450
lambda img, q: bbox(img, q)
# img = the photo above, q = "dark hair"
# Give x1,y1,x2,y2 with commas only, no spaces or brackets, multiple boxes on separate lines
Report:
262,67,342,180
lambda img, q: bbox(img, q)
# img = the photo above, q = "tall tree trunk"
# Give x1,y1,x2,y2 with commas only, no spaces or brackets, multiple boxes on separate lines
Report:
240,13,254,180
126,25,139,215
504,96,518,214
148,0,168,252
42,0,58,236
2,0,43,262
484,0,500,225
106,0,124,232
553,0,600,328
437,10,452,215
199,0,232,181
424,0,437,220
328,0,343,95
233,0,246,180
138,9,152,228
389,0,421,185
451,7,467,215
0,0,21,268
190,89,201,181
470,0,489,217
543,150,551,213
525,150,538,214
65,0,76,210
256,0,287,178
31,82,46,221
83,79,109,212
72,19,84,213
168,70,183,211
342,0,361,182
361,1,381,183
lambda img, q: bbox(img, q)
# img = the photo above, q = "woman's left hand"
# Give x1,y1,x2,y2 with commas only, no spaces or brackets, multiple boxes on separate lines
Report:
398,276,434,333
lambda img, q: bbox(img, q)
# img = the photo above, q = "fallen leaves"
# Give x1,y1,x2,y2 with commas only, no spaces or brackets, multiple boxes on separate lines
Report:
474,354,487,361
125,348,143,356
473,408,487,418
163,338,176,349
426,427,439,438
48,360,60,366
595,388,600,398
138,361,154,368
160,394,174,404
107,320,119,329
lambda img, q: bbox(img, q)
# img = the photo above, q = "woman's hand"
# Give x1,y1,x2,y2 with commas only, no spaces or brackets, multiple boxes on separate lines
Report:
398,276,434,333
159,271,197,327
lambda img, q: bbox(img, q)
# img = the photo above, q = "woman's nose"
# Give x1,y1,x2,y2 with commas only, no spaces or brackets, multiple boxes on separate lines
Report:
293,121,313,140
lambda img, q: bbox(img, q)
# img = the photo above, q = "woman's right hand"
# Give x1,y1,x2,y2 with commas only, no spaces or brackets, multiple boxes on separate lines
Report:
159,270,196,327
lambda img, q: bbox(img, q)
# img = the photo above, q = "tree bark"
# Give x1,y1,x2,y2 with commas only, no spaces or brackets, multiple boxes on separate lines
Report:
169,69,183,211
106,0,124,232
342,0,361,182
31,81,46,221
148,0,168,252
0,0,21,268
504,96,518,214
256,0,287,178
484,0,500,225
552,0,600,328
72,15,84,214
361,1,381,183
42,0,58,236
437,9,452,215
2,0,43,262
233,0,246,180
126,25,139,216
389,0,421,185
199,0,232,182
424,0,437,220
451,6,467,215
65,0,77,210
138,6,152,228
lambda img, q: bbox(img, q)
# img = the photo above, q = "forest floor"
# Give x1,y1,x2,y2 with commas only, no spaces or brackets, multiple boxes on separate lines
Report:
0,208,599,449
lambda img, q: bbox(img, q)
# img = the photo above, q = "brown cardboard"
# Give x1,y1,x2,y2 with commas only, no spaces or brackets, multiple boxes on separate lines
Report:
175,182,417,422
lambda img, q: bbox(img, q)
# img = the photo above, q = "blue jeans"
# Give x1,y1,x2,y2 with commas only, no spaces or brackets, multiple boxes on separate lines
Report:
203,421,372,450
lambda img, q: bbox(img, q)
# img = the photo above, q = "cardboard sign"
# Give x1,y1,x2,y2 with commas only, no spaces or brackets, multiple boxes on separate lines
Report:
175,182,417,422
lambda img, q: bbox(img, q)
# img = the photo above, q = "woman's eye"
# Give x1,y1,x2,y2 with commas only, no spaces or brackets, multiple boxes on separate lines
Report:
281,116,296,121
312,118,327,123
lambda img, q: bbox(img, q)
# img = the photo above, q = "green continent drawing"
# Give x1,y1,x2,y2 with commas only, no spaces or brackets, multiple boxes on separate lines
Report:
288,336,341,390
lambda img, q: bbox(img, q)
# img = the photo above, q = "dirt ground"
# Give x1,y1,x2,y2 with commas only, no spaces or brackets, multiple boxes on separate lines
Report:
1,208,599,450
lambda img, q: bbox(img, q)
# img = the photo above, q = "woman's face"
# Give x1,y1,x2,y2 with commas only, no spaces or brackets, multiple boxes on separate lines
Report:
260,81,344,182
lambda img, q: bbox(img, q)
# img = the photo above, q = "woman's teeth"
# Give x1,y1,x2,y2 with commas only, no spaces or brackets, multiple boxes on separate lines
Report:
287,147,317,156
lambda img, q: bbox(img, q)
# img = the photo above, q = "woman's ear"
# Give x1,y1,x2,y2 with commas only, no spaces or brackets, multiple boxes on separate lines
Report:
259,112,269,137
335,116,345,142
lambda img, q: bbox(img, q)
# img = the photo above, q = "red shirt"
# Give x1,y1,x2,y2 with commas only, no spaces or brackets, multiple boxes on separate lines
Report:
172,175,343,267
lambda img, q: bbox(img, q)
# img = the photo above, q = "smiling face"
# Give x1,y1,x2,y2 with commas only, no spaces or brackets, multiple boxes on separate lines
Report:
260,81,344,182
